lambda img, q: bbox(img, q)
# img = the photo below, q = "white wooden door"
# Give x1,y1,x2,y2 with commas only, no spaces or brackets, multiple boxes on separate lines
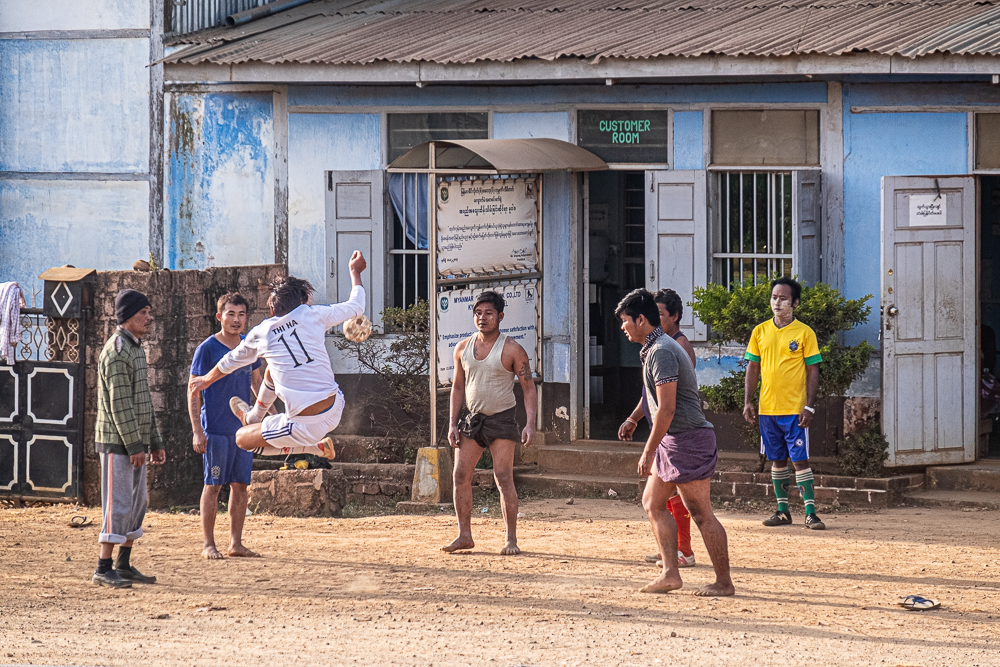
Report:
882,176,977,466
645,170,708,341
325,170,384,325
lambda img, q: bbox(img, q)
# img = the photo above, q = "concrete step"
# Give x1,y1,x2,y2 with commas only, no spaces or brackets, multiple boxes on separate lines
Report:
535,442,643,478
926,461,1000,493
902,490,1000,511
514,471,643,500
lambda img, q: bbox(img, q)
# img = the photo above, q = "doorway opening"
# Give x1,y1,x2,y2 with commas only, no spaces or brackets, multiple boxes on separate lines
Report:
981,175,1000,458
588,171,647,440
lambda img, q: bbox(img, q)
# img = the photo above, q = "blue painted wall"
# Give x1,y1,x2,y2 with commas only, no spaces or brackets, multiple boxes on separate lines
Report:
494,112,570,141
672,111,704,170
287,113,381,302
0,39,149,173
289,82,827,108
0,20,151,296
0,180,149,293
842,84,969,345
164,92,275,270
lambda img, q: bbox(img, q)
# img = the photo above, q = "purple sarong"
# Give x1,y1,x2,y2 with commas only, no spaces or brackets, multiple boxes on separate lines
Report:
641,386,717,484
653,427,718,484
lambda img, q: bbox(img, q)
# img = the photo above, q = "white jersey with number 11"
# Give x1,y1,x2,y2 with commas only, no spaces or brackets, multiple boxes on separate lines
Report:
217,286,365,417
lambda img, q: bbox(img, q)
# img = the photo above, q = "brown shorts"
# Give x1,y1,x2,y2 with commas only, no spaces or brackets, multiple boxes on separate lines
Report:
458,407,521,448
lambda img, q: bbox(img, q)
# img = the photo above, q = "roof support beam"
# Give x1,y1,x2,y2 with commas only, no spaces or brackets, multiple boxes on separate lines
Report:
164,53,1000,85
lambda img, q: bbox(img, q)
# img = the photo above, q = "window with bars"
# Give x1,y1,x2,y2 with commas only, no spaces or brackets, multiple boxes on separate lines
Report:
386,113,488,309
713,171,794,288
388,173,429,310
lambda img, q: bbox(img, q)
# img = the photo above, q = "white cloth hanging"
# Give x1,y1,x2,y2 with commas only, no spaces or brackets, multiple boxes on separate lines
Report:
0,282,23,364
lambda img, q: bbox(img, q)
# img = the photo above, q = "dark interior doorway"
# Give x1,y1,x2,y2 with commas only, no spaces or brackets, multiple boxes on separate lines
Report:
981,176,1000,458
588,171,648,440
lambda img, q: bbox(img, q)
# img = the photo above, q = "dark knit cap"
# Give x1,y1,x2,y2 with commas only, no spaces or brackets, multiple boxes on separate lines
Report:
115,289,151,324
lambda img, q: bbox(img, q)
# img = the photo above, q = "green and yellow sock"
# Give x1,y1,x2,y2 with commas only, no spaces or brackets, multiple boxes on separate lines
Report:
771,466,790,514
796,468,816,515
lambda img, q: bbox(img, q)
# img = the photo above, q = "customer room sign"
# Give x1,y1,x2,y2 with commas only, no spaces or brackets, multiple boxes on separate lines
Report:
577,110,669,163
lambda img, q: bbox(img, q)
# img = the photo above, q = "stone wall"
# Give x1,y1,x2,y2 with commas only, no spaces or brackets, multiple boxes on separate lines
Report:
83,265,285,508
253,460,415,506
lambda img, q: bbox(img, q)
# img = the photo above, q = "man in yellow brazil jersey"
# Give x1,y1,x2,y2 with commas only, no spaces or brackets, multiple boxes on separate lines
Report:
743,277,825,530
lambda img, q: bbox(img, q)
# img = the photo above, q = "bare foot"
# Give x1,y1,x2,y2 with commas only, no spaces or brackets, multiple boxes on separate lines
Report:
441,536,475,553
228,544,260,558
500,540,520,555
639,573,683,594
693,582,736,597
202,545,224,560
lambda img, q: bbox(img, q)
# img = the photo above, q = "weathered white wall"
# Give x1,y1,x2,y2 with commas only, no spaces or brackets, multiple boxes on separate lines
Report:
0,180,150,285
0,39,150,173
0,0,148,31
0,0,152,295
493,112,570,141
287,112,380,303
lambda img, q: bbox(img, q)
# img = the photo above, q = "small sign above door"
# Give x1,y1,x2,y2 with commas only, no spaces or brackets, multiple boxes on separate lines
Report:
909,193,948,226
577,110,669,164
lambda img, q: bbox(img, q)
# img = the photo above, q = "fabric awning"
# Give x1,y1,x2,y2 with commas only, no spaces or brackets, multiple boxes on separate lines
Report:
387,138,608,173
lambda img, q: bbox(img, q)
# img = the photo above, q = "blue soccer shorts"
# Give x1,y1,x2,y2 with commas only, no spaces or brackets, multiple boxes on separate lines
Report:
759,415,810,462
203,433,253,486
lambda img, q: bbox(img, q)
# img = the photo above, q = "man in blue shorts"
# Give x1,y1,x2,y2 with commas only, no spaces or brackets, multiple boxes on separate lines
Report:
743,277,825,530
188,292,263,559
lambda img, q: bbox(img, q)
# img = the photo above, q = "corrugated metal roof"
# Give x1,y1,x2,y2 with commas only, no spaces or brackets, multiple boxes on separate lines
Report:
162,0,1000,65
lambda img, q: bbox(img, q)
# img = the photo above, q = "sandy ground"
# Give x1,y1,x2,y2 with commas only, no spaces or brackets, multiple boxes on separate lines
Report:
1,499,999,667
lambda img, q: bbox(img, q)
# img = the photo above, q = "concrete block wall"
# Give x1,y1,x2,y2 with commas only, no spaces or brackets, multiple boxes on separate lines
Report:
83,264,285,508
710,471,925,509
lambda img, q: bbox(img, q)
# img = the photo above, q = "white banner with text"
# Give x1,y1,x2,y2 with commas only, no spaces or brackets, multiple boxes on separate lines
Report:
436,177,539,276
436,282,538,386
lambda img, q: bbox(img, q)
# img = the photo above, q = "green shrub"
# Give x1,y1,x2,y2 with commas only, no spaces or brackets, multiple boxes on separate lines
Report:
691,279,874,456
836,426,889,478
334,301,432,463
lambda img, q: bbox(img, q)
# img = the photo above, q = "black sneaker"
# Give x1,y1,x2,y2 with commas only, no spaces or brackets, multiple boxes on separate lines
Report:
805,513,826,530
115,565,156,584
92,570,132,588
762,510,792,526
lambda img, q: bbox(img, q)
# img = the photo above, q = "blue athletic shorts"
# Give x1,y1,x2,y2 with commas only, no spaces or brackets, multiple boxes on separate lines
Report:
759,415,810,462
203,433,253,486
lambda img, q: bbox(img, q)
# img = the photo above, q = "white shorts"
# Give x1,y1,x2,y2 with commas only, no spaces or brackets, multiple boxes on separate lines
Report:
260,389,344,449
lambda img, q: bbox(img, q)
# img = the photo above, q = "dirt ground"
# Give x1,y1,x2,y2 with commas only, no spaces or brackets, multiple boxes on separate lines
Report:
1,498,999,667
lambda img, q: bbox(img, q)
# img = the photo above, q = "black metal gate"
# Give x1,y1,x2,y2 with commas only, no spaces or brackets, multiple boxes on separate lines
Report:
1,276,89,502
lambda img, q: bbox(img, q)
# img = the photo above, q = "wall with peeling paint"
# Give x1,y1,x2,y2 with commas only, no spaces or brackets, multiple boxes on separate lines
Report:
0,2,153,297
164,92,275,270
287,112,381,304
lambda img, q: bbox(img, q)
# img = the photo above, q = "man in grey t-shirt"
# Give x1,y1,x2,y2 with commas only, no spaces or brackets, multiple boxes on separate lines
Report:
616,288,734,597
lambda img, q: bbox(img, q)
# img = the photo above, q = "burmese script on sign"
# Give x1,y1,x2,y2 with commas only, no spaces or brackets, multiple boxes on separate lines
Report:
436,282,538,385
437,177,538,276
909,193,948,227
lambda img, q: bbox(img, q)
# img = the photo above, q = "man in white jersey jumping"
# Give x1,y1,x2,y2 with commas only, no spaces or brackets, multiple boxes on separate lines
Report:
189,251,367,459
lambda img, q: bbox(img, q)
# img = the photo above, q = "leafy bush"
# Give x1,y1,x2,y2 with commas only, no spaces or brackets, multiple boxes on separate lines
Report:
691,279,874,456
836,426,889,478
334,301,433,463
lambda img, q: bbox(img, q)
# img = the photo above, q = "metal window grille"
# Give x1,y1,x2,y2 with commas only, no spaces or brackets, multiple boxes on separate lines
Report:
389,180,428,310
713,171,793,289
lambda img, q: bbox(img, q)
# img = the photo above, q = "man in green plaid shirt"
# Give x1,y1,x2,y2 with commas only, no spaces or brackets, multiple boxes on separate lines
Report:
92,289,166,588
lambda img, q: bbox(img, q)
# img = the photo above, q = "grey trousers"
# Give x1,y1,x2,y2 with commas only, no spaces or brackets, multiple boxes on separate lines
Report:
98,452,148,544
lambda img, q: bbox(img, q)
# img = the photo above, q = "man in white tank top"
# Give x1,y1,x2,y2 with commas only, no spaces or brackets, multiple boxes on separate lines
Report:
189,252,367,460
443,290,537,556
